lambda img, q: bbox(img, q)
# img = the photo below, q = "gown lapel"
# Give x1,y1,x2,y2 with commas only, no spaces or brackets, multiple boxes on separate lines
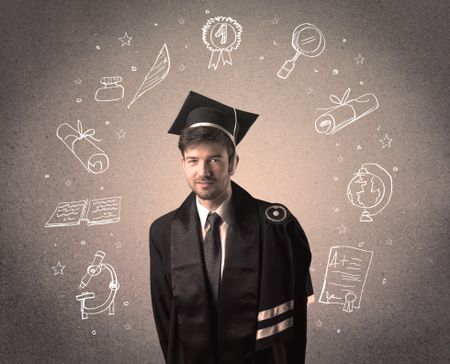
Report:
171,191,216,363
218,181,260,363
171,181,260,364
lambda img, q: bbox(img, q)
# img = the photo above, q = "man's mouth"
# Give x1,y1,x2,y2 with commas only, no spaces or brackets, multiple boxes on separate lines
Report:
196,181,214,185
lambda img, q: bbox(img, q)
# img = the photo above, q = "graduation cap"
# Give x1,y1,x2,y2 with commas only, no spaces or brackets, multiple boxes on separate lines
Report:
168,91,259,145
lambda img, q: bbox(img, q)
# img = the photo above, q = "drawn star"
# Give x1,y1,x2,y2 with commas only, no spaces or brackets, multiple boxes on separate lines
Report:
178,17,186,25
306,87,313,95
354,53,365,64
118,32,133,47
51,261,65,275
65,179,72,187
124,323,132,330
115,241,122,249
316,319,323,327
337,224,348,234
379,134,393,149
74,77,82,85
178,64,186,72
271,16,279,24
337,155,344,163
116,129,126,139
386,239,393,246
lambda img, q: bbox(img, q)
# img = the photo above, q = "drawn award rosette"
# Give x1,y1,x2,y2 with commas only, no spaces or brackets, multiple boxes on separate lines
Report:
202,16,242,70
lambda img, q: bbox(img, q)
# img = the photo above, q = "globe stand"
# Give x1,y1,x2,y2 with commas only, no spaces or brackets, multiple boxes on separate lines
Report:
359,211,373,222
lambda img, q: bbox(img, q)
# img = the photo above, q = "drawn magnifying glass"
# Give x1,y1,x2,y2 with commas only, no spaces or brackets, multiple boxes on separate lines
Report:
277,23,325,79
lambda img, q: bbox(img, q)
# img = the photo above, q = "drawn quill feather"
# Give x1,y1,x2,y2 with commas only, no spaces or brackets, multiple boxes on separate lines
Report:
127,43,170,108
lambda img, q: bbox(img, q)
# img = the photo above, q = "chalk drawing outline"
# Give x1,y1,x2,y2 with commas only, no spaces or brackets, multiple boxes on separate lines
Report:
347,163,393,222
127,44,170,108
319,245,373,313
76,251,119,320
202,16,242,70
379,134,393,149
56,120,109,174
45,196,121,228
52,261,66,275
277,23,325,79
95,76,124,102
314,88,379,135
118,32,132,47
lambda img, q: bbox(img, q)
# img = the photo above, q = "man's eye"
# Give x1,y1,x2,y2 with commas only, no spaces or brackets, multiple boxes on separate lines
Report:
188,160,197,164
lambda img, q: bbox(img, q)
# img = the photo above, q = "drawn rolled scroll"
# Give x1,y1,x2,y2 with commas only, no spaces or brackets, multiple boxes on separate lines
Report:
56,120,109,174
315,88,379,135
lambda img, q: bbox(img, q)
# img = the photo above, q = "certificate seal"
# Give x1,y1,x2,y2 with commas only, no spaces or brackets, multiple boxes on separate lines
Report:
265,205,288,223
202,16,242,70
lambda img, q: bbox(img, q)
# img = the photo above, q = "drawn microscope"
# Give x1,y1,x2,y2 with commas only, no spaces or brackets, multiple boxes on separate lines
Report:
75,251,119,320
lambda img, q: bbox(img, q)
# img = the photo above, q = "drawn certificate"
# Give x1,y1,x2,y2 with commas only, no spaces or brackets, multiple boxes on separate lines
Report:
319,245,373,312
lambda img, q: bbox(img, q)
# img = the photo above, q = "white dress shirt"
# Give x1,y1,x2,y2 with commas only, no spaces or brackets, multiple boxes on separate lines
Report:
196,193,232,278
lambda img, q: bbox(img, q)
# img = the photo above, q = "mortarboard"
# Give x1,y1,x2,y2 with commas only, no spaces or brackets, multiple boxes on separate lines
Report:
168,91,259,145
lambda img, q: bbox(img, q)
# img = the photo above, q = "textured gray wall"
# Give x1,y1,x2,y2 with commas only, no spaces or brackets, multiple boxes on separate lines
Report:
1,0,449,363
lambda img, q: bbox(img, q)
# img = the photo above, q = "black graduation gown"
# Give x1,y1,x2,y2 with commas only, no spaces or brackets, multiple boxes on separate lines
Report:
149,181,313,364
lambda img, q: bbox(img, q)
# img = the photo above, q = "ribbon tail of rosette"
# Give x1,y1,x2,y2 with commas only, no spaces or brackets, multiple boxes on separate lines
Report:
208,50,221,70
221,49,233,66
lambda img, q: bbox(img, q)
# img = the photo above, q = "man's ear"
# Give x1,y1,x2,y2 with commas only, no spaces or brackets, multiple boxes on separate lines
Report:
229,154,239,175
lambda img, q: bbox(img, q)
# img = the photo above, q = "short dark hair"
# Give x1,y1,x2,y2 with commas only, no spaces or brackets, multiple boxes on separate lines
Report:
178,126,235,162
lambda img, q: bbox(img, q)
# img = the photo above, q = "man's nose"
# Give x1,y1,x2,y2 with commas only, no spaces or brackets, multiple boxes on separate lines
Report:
198,161,212,177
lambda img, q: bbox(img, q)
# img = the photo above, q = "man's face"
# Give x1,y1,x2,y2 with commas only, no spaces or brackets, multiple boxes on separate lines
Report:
182,141,235,201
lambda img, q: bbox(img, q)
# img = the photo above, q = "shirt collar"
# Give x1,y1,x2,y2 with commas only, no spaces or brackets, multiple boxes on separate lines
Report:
196,191,232,229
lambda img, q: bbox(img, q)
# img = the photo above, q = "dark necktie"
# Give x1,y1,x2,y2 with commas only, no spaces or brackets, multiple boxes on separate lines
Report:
203,212,222,305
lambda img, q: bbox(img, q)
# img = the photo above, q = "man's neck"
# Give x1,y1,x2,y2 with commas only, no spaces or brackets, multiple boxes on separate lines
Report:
198,183,232,211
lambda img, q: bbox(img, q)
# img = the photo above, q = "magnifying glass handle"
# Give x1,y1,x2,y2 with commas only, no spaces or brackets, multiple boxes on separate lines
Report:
277,60,295,79
277,51,301,79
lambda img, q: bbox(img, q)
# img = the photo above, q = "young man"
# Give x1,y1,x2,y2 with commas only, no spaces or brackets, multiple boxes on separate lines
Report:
150,91,314,364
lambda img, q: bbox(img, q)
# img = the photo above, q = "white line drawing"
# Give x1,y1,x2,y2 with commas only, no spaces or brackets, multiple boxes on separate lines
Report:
56,120,109,174
116,129,126,139
76,251,119,320
271,16,279,25
277,23,325,79
379,134,393,149
127,44,170,108
337,155,344,163
52,261,65,275
319,245,373,313
314,88,379,135
45,196,121,227
74,78,82,85
124,323,132,330
202,16,242,70
354,54,365,64
347,163,392,222
337,224,348,234
95,76,124,102
118,32,132,47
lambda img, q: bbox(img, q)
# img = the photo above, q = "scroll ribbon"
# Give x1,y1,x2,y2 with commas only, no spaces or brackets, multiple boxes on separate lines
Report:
70,120,102,151
317,88,352,113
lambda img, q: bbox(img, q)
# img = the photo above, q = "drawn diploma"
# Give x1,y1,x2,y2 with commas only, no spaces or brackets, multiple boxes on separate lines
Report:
315,88,379,135
319,245,373,313
56,120,109,174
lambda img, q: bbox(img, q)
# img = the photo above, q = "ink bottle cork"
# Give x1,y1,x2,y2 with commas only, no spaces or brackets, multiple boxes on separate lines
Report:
95,76,124,102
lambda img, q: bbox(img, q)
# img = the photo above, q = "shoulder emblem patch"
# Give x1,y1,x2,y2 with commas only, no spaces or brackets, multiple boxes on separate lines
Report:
264,205,287,223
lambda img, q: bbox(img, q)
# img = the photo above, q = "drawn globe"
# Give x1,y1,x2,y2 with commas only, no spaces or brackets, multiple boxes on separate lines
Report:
347,170,385,210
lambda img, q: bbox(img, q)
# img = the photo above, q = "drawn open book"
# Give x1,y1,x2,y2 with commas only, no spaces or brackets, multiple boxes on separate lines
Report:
45,196,121,227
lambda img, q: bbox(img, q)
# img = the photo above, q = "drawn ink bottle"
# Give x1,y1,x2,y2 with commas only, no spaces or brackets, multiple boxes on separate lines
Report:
95,76,124,102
